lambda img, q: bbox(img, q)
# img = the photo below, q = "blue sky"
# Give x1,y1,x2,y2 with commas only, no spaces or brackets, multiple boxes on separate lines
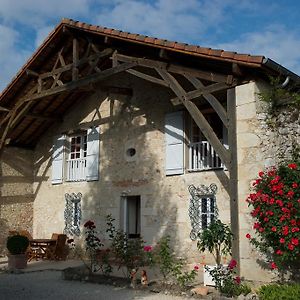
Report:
0,0,300,91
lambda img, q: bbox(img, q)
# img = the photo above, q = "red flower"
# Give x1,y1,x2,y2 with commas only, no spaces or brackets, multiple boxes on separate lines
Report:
228,259,237,270
288,163,297,170
259,227,265,233
84,220,95,229
292,182,298,188
287,190,295,199
282,226,289,236
271,226,277,232
253,222,260,229
143,245,152,252
263,217,269,222
270,262,277,269
288,243,295,251
276,200,283,207
292,227,300,233
258,171,264,177
290,219,297,226
246,233,251,239
280,238,285,244
276,249,283,255
291,238,299,246
234,276,241,284
194,265,199,271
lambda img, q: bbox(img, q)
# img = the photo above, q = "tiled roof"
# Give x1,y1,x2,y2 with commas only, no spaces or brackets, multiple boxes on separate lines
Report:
61,18,265,66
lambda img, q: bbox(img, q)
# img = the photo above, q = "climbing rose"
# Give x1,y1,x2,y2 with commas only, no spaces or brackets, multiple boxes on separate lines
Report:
270,262,277,269
246,233,251,239
288,163,297,169
228,259,237,270
194,265,199,271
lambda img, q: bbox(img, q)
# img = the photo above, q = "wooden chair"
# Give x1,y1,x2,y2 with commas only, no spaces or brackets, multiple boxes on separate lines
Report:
46,234,68,260
54,234,68,260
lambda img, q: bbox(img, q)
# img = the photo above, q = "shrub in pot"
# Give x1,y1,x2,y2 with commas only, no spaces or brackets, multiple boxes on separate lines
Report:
6,234,30,270
197,219,232,286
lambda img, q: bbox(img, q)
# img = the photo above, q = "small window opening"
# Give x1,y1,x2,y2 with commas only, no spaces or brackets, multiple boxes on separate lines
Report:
126,148,136,157
121,195,141,238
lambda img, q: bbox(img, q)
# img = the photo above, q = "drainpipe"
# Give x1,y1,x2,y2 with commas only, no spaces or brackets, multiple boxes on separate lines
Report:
262,58,300,86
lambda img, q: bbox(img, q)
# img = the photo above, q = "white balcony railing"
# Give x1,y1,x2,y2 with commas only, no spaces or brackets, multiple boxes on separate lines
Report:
188,141,223,171
66,158,86,182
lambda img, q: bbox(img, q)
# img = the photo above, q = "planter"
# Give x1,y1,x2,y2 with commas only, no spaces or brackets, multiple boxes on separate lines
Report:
203,264,228,287
7,254,27,270
203,264,217,286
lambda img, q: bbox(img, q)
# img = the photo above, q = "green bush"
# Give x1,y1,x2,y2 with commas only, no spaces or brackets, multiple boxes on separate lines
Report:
258,284,300,300
6,235,29,255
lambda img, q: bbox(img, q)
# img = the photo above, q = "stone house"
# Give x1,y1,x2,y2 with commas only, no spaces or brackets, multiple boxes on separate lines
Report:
0,19,300,282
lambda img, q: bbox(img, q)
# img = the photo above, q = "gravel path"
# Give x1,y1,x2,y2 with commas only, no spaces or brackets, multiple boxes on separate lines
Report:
0,270,188,300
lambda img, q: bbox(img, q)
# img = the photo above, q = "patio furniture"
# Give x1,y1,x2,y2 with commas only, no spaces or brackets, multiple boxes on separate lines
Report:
28,239,57,261
45,234,68,260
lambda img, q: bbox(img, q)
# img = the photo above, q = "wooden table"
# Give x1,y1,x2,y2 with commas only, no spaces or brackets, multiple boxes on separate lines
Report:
29,239,57,261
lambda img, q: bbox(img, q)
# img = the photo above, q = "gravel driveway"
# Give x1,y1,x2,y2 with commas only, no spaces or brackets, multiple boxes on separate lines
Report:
0,270,189,300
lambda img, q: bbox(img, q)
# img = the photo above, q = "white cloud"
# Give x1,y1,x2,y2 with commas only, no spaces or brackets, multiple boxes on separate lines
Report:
35,26,54,48
0,0,93,26
216,25,300,75
94,0,232,42
0,25,31,91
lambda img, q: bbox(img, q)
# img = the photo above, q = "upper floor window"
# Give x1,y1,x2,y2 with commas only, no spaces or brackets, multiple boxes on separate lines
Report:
165,111,226,176
188,114,225,171
51,127,100,184
67,132,87,182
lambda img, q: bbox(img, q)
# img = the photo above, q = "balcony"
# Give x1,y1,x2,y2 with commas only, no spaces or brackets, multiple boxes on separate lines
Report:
66,158,86,181
188,141,223,171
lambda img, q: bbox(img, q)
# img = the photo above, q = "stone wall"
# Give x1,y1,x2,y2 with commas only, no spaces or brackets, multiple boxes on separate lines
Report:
258,104,300,165
235,81,300,282
32,74,231,273
0,147,34,254
30,76,295,282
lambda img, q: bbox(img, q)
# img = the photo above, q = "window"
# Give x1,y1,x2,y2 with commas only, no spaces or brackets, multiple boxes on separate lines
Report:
121,196,141,238
200,196,216,229
66,132,87,182
188,184,218,240
188,114,225,171
51,126,100,184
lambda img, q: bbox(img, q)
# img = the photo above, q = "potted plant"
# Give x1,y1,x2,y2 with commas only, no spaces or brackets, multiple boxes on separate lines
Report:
6,234,30,270
197,219,233,286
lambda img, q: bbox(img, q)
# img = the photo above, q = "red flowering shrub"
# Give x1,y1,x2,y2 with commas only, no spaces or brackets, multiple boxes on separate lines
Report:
246,163,300,269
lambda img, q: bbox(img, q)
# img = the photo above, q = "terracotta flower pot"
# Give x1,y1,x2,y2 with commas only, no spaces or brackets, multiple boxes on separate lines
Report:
7,254,27,270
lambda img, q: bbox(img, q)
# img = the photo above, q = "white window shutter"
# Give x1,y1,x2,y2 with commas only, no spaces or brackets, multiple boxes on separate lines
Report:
86,126,100,181
165,111,184,175
52,135,65,184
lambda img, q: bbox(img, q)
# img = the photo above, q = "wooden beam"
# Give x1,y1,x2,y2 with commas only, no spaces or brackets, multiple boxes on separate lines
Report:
171,82,229,105
184,100,230,167
26,69,39,77
22,62,137,103
115,53,233,84
183,74,229,128
155,68,187,102
0,106,10,112
72,38,79,80
126,69,169,87
156,69,230,166
25,113,62,121
227,88,240,272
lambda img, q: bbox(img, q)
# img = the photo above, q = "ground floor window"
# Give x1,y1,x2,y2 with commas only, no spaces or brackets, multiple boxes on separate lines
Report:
121,195,141,238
